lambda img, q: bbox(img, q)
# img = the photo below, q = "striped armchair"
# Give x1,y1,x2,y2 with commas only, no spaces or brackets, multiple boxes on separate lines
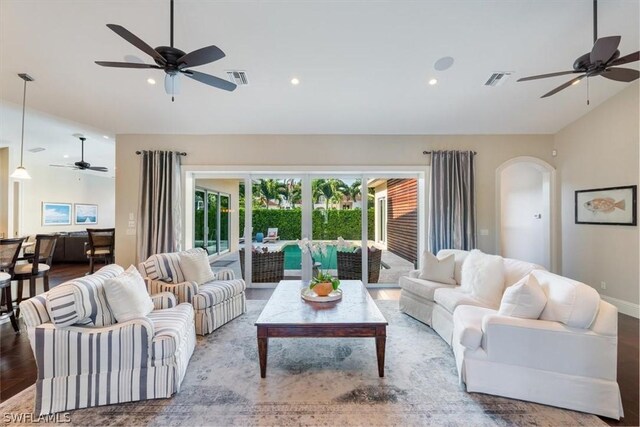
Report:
139,248,246,335
19,265,196,415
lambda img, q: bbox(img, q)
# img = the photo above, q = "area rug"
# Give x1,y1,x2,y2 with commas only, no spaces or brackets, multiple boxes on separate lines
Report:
0,301,605,426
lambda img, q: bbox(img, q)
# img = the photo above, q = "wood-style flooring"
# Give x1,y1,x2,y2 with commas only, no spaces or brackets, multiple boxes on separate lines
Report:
1,263,637,426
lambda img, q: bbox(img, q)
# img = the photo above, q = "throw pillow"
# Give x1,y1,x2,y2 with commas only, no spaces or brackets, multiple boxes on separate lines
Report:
104,265,154,323
498,275,547,319
268,231,277,237
460,249,505,308
418,251,456,285
179,249,216,285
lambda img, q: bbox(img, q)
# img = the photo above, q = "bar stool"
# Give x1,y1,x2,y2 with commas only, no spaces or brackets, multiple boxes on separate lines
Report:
14,234,58,312
0,238,25,333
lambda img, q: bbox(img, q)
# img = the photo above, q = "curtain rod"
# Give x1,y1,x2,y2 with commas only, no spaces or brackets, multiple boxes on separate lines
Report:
135,151,187,156
423,150,477,155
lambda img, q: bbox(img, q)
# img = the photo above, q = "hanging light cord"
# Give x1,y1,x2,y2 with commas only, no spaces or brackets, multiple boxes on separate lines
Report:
19,77,27,167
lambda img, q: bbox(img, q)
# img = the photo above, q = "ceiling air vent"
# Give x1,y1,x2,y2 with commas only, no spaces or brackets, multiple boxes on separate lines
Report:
226,70,249,86
28,147,45,153
484,72,512,87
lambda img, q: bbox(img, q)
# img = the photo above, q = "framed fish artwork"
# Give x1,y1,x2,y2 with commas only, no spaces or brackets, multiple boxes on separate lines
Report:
575,185,637,226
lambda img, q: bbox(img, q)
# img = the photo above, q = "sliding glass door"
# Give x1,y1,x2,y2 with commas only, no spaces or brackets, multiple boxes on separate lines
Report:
194,188,230,256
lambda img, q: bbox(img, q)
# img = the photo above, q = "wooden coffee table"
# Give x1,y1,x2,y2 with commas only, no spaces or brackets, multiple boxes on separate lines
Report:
255,280,388,378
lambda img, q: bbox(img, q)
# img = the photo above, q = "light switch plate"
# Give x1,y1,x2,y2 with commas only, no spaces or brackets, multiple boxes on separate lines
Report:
128,220,135,228
480,229,489,236
126,228,136,236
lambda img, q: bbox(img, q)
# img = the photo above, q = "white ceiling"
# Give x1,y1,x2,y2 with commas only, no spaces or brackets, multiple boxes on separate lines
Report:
0,0,638,143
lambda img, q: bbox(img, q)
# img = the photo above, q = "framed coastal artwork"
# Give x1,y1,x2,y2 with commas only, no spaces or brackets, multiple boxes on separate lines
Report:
74,204,98,225
42,202,72,226
575,185,637,226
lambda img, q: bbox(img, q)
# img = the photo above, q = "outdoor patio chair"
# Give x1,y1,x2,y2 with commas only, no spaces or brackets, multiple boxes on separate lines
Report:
262,228,279,243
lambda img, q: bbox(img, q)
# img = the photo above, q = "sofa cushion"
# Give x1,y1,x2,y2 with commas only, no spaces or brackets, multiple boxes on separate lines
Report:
453,305,496,350
192,279,247,310
436,249,469,285
532,270,600,328
147,303,194,362
104,265,155,323
399,275,457,301
498,275,547,319
503,258,545,288
418,251,456,285
46,264,123,327
139,248,201,283
179,248,216,285
460,250,505,308
434,287,489,314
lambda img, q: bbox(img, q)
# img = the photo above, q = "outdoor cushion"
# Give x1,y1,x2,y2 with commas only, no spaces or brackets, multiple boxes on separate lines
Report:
191,280,247,310
433,287,489,314
399,275,457,302
148,303,194,362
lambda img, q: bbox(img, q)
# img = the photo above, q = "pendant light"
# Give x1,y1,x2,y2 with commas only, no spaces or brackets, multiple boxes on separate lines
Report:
10,73,34,180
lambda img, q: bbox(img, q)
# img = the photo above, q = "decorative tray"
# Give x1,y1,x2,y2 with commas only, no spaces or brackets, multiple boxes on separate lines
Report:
301,288,343,302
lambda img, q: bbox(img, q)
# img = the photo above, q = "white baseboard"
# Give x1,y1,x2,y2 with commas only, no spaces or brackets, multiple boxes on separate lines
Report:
601,295,639,319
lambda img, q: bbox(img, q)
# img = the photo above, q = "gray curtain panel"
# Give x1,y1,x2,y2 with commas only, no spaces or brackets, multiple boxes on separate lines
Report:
137,150,183,263
429,150,476,253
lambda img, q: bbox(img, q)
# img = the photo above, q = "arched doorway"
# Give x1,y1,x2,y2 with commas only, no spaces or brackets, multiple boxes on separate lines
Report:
496,156,556,271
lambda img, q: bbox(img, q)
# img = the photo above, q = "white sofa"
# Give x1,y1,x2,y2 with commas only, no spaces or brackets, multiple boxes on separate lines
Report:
399,250,623,420
399,249,542,344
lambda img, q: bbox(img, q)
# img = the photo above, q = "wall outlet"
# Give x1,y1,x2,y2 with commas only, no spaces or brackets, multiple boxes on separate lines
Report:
600,281,607,290
126,228,136,236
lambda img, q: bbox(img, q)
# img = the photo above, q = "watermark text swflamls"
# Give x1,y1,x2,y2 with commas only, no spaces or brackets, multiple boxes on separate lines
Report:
3,412,71,424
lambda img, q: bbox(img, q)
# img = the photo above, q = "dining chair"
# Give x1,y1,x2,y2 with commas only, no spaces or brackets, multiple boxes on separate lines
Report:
14,234,58,311
86,228,115,274
0,238,25,333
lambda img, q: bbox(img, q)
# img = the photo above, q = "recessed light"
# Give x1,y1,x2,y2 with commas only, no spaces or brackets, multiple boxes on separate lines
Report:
63,154,69,158
103,135,109,139
290,77,300,85
429,78,438,85
147,78,156,85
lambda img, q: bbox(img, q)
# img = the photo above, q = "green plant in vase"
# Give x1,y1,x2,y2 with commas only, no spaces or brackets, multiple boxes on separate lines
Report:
298,237,350,296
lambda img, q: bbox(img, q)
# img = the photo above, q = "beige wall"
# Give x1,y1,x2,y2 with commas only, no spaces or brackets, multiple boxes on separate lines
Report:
195,178,241,253
21,167,115,235
0,148,8,237
554,82,639,308
115,134,554,266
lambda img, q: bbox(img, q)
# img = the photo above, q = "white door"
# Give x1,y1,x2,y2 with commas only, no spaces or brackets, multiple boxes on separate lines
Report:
499,162,550,269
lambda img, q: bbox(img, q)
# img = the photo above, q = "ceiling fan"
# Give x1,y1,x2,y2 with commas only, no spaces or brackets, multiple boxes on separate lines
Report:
517,0,639,99
50,136,108,172
95,0,236,101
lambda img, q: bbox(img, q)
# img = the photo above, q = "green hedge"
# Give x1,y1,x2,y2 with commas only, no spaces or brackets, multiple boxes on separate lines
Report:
239,208,375,240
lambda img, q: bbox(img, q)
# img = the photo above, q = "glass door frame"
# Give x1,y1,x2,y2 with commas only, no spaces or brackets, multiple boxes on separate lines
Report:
184,167,427,288
194,186,231,257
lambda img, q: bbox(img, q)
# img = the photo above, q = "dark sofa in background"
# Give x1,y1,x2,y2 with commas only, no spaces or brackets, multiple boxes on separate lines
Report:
52,232,89,263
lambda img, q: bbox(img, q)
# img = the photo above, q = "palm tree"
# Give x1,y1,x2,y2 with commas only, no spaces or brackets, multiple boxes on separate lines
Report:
283,179,302,208
253,179,286,208
312,179,347,210
344,180,362,207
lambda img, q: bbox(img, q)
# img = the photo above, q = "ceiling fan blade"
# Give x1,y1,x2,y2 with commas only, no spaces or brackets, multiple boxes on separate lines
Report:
541,75,585,98
95,61,161,69
49,164,71,168
517,71,578,82
609,51,640,66
87,166,109,172
182,70,237,91
106,24,166,65
590,36,621,64
601,67,640,82
178,45,225,69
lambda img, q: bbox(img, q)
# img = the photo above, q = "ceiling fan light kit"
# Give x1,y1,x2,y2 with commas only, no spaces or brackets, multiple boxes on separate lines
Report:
517,0,639,99
96,0,236,101
10,73,34,180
